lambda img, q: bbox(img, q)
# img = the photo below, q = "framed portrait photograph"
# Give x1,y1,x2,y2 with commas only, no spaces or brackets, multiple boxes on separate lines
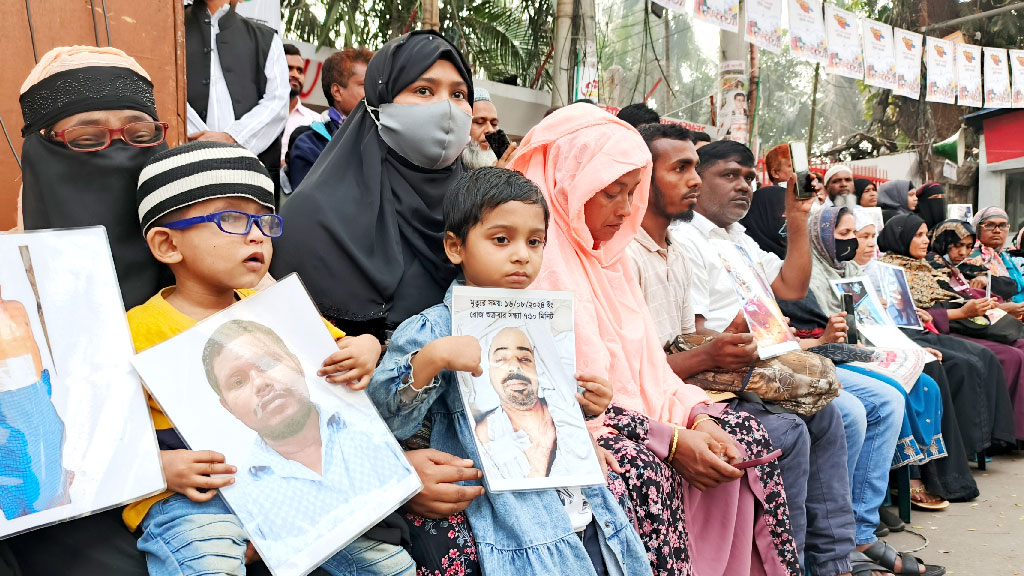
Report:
830,276,933,359
874,264,923,329
131,275,421,576
450,286,605,493
0,227,163,539
713,240,800,359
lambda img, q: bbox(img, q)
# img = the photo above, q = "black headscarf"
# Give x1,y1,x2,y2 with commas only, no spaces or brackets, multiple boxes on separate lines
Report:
878,179,913,223
914,182,946,230
877,213,927,257
853,178,872,204
739,185,787,259
20,67,169,310
928,218,974,260
270,31,473,334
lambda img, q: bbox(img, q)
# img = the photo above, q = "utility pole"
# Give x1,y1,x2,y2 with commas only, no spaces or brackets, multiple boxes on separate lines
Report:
421,0,440,32
551,0,596,107
552,0,575,107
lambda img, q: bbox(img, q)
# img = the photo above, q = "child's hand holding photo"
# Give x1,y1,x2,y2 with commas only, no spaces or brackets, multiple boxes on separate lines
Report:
160,449,236,502
575,372,612,418
409,335,483,387
318,333,383,390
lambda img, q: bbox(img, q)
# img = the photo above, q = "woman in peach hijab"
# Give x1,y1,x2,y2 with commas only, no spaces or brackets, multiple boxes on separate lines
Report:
511,104,800,576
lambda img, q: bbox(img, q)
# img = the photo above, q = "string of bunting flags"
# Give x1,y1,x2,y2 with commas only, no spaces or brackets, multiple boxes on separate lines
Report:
651,0,1024,108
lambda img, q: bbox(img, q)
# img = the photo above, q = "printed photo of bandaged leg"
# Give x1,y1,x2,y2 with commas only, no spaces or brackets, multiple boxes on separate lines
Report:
0,245,72,520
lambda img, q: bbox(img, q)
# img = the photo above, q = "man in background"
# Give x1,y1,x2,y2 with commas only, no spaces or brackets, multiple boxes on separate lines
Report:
185,0,289,201
280,43,320,165
616,102,660,128
287,47,372,189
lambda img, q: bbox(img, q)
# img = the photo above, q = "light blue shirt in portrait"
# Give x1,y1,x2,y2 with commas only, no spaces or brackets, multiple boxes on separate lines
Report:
230,401,412,564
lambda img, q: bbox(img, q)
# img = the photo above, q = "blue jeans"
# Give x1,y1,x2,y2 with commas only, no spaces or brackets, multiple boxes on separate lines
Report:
138,494,415,576
735,398,855,576
834,367,905,545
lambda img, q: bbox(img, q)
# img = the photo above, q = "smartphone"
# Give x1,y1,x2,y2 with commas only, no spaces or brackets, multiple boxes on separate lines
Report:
789,141,813,199
733,449,783,469
485,129,511,160
842,293,858,344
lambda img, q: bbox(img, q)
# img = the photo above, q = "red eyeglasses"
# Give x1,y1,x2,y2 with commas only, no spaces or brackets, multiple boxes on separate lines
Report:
48,121,168,152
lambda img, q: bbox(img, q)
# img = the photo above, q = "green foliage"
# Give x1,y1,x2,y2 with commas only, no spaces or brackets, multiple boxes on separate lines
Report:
280,0,553,89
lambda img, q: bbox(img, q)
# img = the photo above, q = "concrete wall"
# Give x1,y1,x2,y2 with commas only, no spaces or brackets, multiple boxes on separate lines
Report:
978,133,1024,209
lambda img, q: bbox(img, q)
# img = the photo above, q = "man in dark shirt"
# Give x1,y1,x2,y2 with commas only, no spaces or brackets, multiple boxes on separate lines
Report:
287,48,372,190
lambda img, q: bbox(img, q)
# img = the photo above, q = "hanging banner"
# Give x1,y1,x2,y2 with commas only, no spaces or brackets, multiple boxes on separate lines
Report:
745,0,784,54
651,0,690,14
893,28,923,99
694,0,740,33
824,4,864,79
1010,49,1024,108
862,19,896,90
983,47,1012,109
717,60,749,144
956,43,982,108
925,37,956,104
788,0,827,64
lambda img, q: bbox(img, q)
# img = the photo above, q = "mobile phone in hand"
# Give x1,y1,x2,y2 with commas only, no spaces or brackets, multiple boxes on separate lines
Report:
485,129,511,160
733,449,783,469
842,293,858,344
789,141,813,199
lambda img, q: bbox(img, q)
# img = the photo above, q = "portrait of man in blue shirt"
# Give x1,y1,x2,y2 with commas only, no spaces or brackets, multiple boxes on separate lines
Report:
201,319,412,562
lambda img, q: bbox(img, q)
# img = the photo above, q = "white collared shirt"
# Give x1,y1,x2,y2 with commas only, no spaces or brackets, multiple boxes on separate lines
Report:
672,212,784,332
185,3,289,155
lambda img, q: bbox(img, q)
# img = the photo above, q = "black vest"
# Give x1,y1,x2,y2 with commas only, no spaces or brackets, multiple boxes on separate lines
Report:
185,1,281,168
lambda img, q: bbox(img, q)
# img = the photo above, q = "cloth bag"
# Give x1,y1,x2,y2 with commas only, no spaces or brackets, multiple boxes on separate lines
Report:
665,334,840,416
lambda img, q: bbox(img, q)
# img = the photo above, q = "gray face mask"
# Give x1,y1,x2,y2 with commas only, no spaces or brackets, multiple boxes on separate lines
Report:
367,99,472,170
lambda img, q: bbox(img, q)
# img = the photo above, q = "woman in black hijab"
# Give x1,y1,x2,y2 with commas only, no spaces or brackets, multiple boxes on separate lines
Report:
741,185,787,259
272,31,474,341
878,214,1018,463
915,183,947,229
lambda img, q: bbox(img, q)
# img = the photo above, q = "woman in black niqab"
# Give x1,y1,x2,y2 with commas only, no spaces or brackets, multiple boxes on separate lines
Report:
18,47,170,310
740,185,787,259
271,31,474,339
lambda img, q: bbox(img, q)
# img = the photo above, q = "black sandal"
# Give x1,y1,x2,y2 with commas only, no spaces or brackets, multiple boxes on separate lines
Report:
861,540,946,576
850,550,893,575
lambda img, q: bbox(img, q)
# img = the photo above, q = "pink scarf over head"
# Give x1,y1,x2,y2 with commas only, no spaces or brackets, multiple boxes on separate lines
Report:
511,104,710,428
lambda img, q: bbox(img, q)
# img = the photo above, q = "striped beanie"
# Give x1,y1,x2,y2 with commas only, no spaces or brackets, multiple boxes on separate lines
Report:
137,142,275,234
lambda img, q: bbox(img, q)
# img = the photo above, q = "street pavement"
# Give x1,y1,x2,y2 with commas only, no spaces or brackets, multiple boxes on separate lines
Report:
882,452,1024,575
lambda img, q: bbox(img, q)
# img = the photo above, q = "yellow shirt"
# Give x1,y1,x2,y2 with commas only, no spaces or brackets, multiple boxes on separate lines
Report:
122,287,345,530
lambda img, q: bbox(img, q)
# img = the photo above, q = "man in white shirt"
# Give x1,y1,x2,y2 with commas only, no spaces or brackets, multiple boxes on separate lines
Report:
185,0,289,202
674,140,813,332
280,43,320,164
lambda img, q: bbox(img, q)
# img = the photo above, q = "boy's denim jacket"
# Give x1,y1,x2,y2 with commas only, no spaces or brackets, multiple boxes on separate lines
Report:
368,283,652,576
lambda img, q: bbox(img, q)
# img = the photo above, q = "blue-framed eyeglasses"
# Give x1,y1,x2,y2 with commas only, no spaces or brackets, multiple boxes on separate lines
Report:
162,210,283,238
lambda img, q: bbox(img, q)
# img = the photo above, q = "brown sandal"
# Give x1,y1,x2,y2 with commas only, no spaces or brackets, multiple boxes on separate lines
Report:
909,486,949,511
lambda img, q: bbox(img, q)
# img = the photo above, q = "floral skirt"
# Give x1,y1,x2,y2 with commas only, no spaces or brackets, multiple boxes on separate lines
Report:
598,405,801,576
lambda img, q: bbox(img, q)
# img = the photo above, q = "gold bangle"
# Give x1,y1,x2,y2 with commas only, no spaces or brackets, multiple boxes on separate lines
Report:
690,415,714,430
666,427,680,463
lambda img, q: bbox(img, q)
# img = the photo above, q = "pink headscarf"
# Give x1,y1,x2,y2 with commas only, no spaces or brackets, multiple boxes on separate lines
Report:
511,104,710,428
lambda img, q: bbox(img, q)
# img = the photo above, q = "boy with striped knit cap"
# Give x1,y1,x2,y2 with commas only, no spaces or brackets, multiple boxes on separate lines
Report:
128,141,414,576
